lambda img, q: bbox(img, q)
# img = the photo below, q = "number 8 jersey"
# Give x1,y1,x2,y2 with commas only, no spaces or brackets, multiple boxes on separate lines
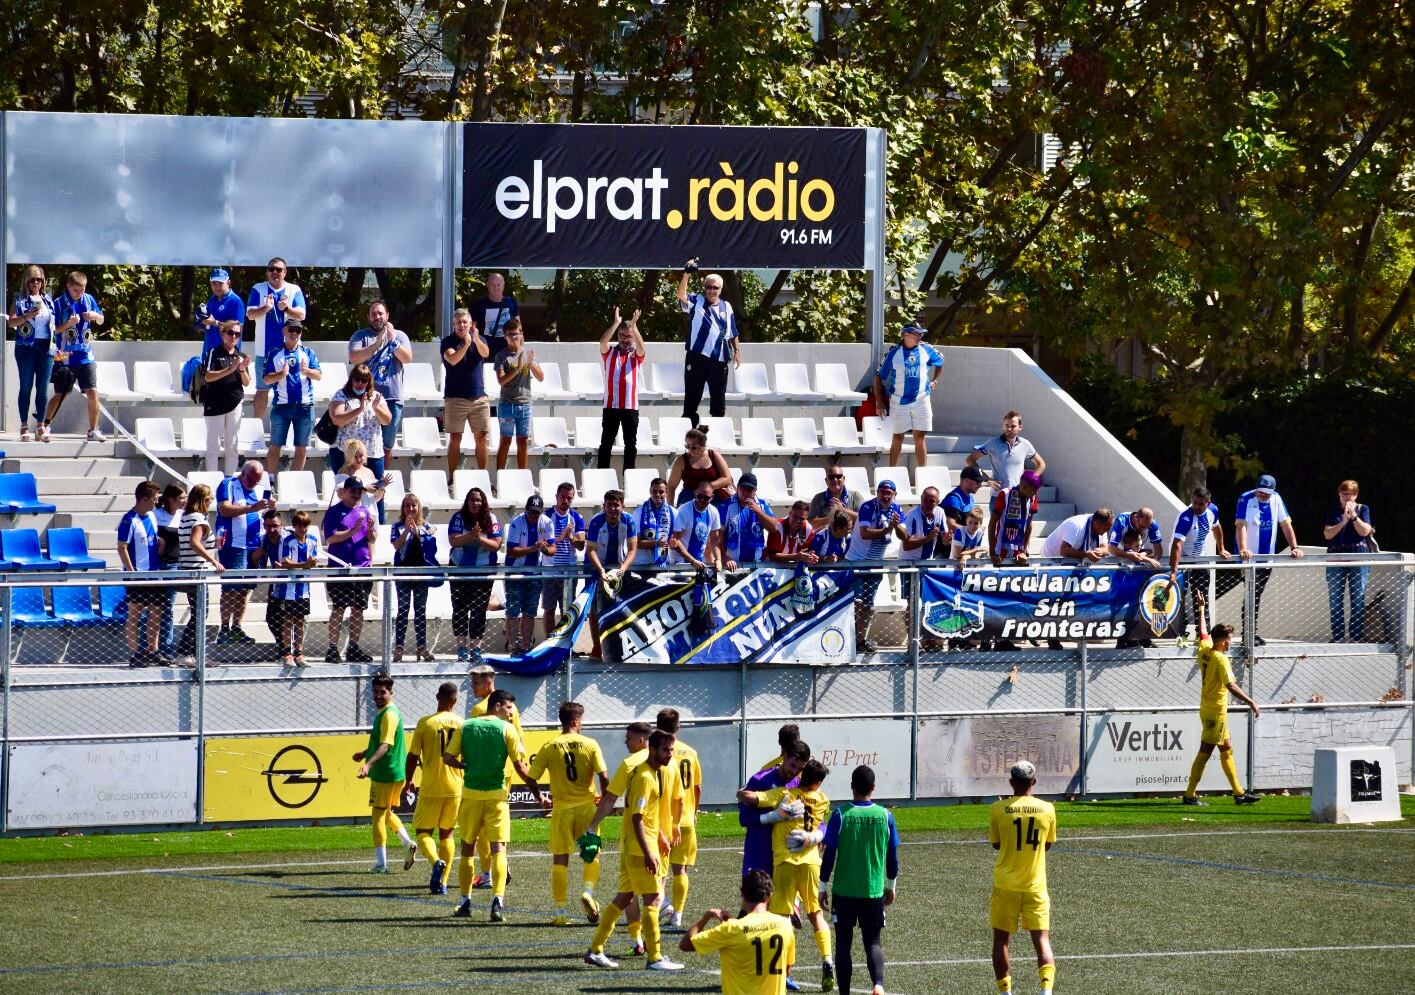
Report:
988,794,1057,893
527,731,607,808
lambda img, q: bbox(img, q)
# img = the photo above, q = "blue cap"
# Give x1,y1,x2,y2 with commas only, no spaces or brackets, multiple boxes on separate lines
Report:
902,323,926,337
877,479,896,493
209,268,231,282
1256,474,1277,493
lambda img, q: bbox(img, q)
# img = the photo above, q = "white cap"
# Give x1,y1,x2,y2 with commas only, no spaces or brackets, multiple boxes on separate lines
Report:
1010,760,1037,781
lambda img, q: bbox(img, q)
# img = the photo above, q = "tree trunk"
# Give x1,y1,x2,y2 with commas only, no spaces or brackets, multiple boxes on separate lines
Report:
545,269,567,341
178,266,195,332
1177,422,1209,498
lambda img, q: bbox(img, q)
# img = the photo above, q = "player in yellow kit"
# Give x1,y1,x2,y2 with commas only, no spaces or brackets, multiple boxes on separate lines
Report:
584,721,652,953
583,730,685,972
467,665,524,889
682,869,796,995
1183,591,1262,805
529,701,609,925
405,682,463,893
988,760,1057,994
740,758,835,991
656,707,702,931
352,673,417,872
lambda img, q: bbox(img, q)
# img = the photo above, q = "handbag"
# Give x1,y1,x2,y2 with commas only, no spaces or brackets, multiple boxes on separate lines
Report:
313,407,339,446
188,352,208,404
50,363,75,395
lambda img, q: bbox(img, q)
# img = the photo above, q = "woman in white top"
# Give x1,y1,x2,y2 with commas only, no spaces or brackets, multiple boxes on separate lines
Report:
331,439,390,520
326,362,392,520
174,483,223,663
6,264,56,442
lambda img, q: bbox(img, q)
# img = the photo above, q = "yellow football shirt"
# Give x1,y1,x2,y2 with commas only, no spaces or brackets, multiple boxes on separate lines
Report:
988,795,1057,893
528,732,607,808
671,740,703,826
1197,636,1236,714
622,762,666,858
470,694,523,736
658,753,685,835
756,786,831,866
607,747,649,798
408,710,464,799
691,909,796,995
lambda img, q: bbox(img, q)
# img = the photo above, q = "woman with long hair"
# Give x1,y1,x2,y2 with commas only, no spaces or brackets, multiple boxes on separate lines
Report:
6,264,55,442
447,486,503,663
391,493,438,662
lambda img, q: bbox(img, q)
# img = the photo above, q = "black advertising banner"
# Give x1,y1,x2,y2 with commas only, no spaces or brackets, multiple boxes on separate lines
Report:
462,123,867,269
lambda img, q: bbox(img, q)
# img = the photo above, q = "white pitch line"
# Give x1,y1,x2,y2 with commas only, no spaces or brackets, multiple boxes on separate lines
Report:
1,825,1409,882
790,942,1415,970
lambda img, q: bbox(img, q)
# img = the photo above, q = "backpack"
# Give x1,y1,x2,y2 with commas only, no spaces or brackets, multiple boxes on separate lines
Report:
186,353,207,403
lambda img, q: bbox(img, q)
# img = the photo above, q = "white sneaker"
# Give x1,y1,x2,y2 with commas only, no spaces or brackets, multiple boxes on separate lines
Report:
670,911,683,929
647,957,684,971
86,428,106,442
659,903,676,925
583,950,619,969
37,425,51,442
19,427,32,443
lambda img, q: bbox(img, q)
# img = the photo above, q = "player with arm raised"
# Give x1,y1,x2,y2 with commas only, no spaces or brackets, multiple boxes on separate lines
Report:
656,708,703,931
528,701,610,925
820,765,898,995
988,760,1057,995
682,869,796,995
405,682,463,894
1182,591,1261,806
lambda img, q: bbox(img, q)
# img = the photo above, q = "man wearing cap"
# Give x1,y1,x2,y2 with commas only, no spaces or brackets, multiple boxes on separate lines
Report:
987,760,1057,995
677,261,740,429
504,495,556,655
720,472,777,572
247,257,307,420
1109,506,1164,563
873,322,945,468
322,475,377,663
942,464,991,531
1232,474,1302,646
809,463,864,531
967,410,1046,490
263,320,321,474
198,268,245,354
846,480,907,654
901,486,949,649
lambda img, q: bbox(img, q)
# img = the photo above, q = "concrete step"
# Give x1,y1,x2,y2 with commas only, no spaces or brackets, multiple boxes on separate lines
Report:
40,494,133,513
0,438,120,459
2,457,130,478
29,475,147,496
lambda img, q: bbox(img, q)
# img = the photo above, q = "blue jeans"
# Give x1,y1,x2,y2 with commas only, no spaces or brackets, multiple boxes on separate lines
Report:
14,341,53,425
498,401,532,438
381,400,403,455
1326,565,1369,642
269,403,313,448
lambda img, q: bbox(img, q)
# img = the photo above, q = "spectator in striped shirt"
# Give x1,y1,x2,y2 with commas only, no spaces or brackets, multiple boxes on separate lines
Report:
273,510,319,667
766,501,818,565
676,262,740,428
118,480,166,668
262,320,321,475
598,307,646,470
634,477,675,569
1167,487,1232,641
543,482,587,639
1232,473,1303,646
873,322,944,468
586,489,639,659
1109,507,1164,563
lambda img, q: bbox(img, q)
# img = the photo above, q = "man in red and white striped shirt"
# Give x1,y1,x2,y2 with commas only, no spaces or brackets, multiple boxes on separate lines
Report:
767,501,819,564
598,306,646,470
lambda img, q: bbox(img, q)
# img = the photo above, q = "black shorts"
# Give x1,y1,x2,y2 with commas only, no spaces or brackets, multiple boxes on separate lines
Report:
267,598,310,628
126,585,169,608
329,581,372,612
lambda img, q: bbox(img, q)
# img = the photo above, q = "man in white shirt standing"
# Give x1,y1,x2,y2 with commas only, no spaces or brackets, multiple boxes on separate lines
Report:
247,257,307,420
1167,487,1233,642
676,261,740,428
1232,473,1302,646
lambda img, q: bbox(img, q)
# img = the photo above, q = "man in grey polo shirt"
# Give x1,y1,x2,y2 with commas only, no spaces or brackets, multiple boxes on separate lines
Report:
348,300,413,457
965,409,1046,488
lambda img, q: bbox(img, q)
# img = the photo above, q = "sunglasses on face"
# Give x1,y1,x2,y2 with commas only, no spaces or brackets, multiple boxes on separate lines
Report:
268,266,286,273
222,330,240,337
827,474,844,481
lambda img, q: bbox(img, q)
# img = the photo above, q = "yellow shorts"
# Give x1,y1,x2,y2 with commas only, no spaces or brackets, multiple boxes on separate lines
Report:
1200,710,1229,746
615,854,661,897
768,862,822,916
413,794,461,832
990,887,1050,932
669,823,698,866
549,801,598,857
457,796,510,845
369,780,404,809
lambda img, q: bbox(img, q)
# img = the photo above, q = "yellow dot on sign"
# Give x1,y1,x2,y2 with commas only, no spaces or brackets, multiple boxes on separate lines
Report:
666,209,683,230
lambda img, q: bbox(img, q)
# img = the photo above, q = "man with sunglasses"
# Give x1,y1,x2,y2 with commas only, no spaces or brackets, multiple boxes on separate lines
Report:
247,257,307,420
676,260,740,429
809,464,863,531
670,481,723,572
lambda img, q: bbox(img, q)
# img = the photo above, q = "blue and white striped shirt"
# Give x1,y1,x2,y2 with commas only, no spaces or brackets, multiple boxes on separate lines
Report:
117,509,160,571
635,499,674,567
215,476,263,550
846,499,901,562
265,345,320,406
1171,505,1219,557
679,293,738,363
547,507,586,565
722,498,774,565
1110,511,1164,550
271,532,320,600
448,511,501,567
876,342,944,406
1236,490,1290,556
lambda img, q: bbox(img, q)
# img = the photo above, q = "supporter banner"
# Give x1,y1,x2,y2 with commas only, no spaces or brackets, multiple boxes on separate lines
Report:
595,566,854,666
6,740,197,829
1085,712,1250,794
919,567,1183,642
463,123,867,268
1253,708,1411,789
746,719,911,799
486,585,592,677
915,715,1082,798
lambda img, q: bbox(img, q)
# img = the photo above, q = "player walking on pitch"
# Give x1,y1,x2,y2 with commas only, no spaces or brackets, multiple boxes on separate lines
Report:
352,673,417,873
529,702,609,925
988,760,1056,994
1183,592,1262,805
405,682,463,893
820,765,897,995
656,707,702,930
583,721,652,952
740,758,836,991
467,664,523,889
442,689,541,922
681,869,797,995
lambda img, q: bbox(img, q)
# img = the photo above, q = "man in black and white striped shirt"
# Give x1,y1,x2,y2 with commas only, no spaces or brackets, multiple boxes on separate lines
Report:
676,261,740,428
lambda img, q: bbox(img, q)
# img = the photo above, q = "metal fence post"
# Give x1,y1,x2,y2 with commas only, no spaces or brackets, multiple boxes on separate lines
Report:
908,564,921,802
381,573,394,670
195,581,207,826
193,581,208,674
1078,637,1088,799
1,584,11,833
738,659,749,789
1243,564,1258,789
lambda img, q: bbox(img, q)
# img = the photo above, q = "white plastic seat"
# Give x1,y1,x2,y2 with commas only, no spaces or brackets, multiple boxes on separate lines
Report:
275,470,321,509
822,417,874,456
410,469,457,510
731,363,782,402
452,469,498,509
132,361,186,402
566,362,606,402
657,416,693,454
633,418,668,456
398,417,445,457
915,466,953,498
496,469,537,509
425,582,453,619
579,468,621,507
622,467,663,507
237,417,267,455
537,467,578,500
814,363,868,404
181,417,209,455
531,362,576,401
320,470,339,505
700,417,740,453
874,466,916,503
746,466,791,506
773,363,827,402
575,416,608,452
738,417,778,455
401,363,442,403
187,470,225,494
314,362,347,402
873,571,905,609
781,417,826,457
532,417,582,456
95,362,145,402
843,466,872,498
792,466,827,502
306,582,331,622
649,362,686,400
371,530,395,565
382,470,407,508
134,417,187,457
861,416,892,452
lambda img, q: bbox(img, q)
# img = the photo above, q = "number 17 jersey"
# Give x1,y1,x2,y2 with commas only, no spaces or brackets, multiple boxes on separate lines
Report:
988,795,1057,892
409,711,464,799
528,732,607,808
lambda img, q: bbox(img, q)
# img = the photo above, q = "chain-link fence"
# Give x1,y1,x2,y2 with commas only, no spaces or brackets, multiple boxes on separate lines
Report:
1,555,1410,831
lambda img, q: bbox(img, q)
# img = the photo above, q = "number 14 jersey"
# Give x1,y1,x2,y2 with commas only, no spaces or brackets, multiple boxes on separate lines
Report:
988,795,1057,893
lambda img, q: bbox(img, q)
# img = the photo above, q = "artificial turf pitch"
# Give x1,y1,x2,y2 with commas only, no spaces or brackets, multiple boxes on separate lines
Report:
1,796,1412,994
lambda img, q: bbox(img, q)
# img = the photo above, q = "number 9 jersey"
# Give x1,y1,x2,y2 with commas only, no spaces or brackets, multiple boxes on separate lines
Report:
987,794,1057,893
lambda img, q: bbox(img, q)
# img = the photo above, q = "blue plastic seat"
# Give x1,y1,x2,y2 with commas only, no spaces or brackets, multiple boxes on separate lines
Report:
45,528,105,570
9,586,60,627
50,584,105,626
98,585,129,621
0,473,57,515
0,529,60,570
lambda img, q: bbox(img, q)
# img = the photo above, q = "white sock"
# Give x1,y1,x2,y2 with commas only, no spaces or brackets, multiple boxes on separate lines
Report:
374,845,387,865
397,828,414,848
